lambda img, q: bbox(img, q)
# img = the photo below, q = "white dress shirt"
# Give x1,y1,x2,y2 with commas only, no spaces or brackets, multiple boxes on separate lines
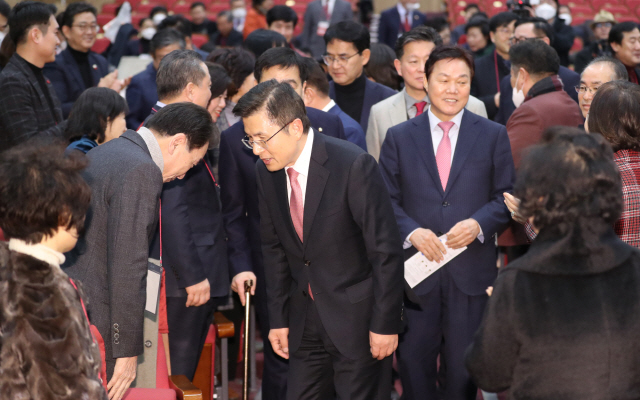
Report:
396,3,412,27
322,0,336,18
285,128,315,206
322,99,337,113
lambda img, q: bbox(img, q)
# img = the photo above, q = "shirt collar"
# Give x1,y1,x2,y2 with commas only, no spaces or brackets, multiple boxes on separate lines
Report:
136,126,165,172
403,88,429,111
427,105,464,133
155,101,167,109
9,238,65,268
285,128,314,177
397,3,409,17
322,99,337,112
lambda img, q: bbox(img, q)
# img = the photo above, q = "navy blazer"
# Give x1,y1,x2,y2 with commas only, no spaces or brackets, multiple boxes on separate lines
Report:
125,62,158,129
326,103,366,150
219,107,347,277
379,110,515,296
494,66,579,125
377,6,427,49
329,79,396,132
44,47,109,118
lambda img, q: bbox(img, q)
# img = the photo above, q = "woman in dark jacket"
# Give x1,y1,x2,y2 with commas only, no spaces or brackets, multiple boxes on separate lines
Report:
466,127,640,399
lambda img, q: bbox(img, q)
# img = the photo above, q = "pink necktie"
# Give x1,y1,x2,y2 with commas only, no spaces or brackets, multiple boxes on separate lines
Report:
287,168,314,300
415,101,427,116
436,121,454,190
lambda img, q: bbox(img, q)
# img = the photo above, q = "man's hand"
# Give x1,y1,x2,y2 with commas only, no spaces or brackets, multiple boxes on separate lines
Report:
494,92,500,108
504,192,527,224
107,356,137,400
409,228,446,262
185,278,211,307
446,218,480,249
98,70,131,93
369,332,398,360
230,271,257,306
268,328,290,359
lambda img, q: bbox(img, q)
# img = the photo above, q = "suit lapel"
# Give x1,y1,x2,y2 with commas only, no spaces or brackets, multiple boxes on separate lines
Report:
389,91,407,126
88,53,102,86
62,49,86,91
409,114,444,196
15,56,62,123
445,110,480,195
360,80,376,127
302,132,329,250
274,169,301,247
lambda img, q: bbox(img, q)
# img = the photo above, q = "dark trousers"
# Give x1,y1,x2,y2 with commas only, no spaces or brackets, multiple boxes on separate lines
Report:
287,297,393,400
166,296,219,381
397,269,488,400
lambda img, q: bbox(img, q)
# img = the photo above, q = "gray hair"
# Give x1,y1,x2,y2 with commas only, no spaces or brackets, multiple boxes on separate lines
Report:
157,49,207,101
583,56,629,82
150,28,186,55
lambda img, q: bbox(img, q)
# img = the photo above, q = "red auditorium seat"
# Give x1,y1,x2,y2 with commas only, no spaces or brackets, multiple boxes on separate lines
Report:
131,13,145,26
126,0,144,8
567,0,589,6
137,2,161,15
192,33,209,47
625,0,640,8
172,3,191,14
91,36,111,53
97,13,113,27
571,15,590,24
102,3,119,15
209,3,228,13
292,4,306,13
604,4,630,14
570,4,594,15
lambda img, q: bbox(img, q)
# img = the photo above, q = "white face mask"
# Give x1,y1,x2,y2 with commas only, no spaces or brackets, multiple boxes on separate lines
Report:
559,13,572,25
232,8,247,18
406,2,420,11
535,3,556,20
512,72,525,108
141,27,157,40
152,13,167,26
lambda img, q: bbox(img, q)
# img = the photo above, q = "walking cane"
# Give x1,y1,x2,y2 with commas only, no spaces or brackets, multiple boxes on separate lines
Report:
243,279,254,400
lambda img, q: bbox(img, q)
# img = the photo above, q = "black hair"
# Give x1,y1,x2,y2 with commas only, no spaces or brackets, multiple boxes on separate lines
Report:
489,11,518,33
157,14,192,37
217,10,232,22
464,3,480,12
149,6,168,19
233,79,311,134
206,47,255,98
65,87,129,143
585,56,628,81
515,127,622,232
254,46,308,83
395,25,443,59
588,80,640,152
146,102,214,150
0,138,91,244
8,1,57,45
609,21,639,46
190,1,206,11
252,0,268,9
244,28,286,58
509,39,559,77
0,0,11,18
465,14,490,38
61,2,96,27
515,16,554,44
266,5,298,27
324,20,370,53
150,28,186,55
302,57,330,96
364,42,401,90
139,17,150,28
157,49,207,100
423,16,450,34
425,45,475,80
205,61,232,98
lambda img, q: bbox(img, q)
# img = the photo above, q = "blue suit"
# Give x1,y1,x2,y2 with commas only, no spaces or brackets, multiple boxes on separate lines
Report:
379,109,515,400
43,47,109,118
325,103,366,150
377,6,427,49
218,107,346,400
494,66,579,125
126,62,158,129
329,79,396,132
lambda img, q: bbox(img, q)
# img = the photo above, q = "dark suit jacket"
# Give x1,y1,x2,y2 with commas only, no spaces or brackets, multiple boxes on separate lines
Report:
377,6,427,49
551,17,575,67
300,0,353,58
202,29,244,52
326,103,366,150
0,53,65,152
44,47,109,118
125,62,158,129
219,107,347,278
379,110,515,296
329,78,397,132
256,132,404,360
64,130,164,362
471,50,510,120
494,66,579,125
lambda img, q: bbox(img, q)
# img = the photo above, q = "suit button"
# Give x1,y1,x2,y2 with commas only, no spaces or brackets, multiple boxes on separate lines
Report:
145,340,153,348
114,333,119,339
113,323,119,329
304,260,311,266
442,202,450,207
302,290,308,297
437,231,444,236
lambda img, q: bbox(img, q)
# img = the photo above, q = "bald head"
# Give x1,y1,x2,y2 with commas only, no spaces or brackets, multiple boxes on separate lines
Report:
578,57,628,118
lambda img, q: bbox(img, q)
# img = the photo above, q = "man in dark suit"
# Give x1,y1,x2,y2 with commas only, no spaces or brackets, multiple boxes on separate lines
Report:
218,46,347,400
64,103,213,400
237,79,404,399
379,46,515,400
494,17,579,125
202,11,244,51
44,2,128,118
471,12,517,120
325,21,397,132
0,1,65,152
608,22,640,84
300,0,352,59
125,28,185,129
377,0,427,49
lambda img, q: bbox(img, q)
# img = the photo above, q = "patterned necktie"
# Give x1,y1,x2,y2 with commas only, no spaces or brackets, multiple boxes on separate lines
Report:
415,101,427,116
435,121,454,190
287,168,314,300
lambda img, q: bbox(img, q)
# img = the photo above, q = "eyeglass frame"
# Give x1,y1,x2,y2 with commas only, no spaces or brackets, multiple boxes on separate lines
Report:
509,35,546,45
322,52,360,66
241,119,297,150
574,85,600,95
71,23,100,33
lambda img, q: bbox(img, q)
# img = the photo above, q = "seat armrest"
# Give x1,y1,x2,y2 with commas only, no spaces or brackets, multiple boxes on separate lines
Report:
213,312,235,338
169,375,202,400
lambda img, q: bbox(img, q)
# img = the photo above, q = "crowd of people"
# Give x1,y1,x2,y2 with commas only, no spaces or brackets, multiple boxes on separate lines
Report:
0,0,640,399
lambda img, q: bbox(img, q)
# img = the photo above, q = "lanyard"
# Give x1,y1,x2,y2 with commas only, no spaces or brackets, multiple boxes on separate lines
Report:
494,50,501,94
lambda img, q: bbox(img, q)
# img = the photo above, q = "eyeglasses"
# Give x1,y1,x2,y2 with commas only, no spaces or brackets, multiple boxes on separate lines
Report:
509,36,545,44
575,85,600,95
322,52,360,66
72,23,100,33
594,22,612,29
242,119,296,150
496,27,513,35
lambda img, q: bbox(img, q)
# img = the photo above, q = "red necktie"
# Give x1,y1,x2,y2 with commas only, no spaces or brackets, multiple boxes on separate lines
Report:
323,1,330,20
403,14,411,32
415,101,427,116
435,121,454,190
287,168,314,299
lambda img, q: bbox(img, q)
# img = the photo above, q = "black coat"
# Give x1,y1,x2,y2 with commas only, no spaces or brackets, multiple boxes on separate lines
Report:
471,50,510,120
466,223,640,399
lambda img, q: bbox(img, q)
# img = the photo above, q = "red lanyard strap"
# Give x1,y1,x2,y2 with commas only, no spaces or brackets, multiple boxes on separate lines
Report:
494,50,501,94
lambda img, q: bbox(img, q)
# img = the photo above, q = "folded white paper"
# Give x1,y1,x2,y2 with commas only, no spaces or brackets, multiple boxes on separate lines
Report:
404,235,467,288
